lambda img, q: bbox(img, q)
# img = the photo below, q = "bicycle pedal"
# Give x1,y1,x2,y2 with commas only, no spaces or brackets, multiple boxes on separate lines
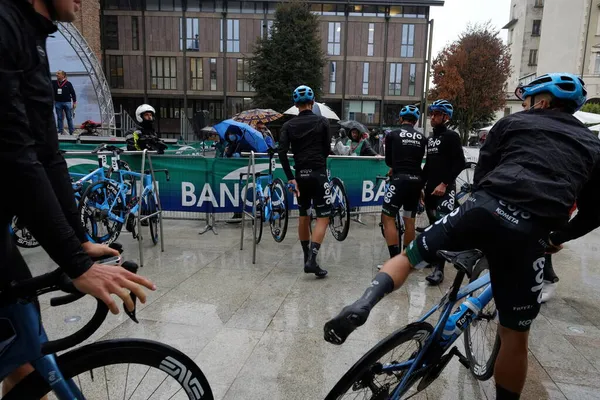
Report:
451,347,471,369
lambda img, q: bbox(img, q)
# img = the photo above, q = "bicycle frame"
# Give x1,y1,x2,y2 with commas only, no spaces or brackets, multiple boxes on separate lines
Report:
244,152,284,223
385,270,494,399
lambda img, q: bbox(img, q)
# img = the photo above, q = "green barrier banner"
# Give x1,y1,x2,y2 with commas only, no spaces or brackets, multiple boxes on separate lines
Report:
64,151,391,213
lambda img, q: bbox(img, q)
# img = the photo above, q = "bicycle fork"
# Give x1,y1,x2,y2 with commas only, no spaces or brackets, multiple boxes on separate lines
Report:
33,354,83,399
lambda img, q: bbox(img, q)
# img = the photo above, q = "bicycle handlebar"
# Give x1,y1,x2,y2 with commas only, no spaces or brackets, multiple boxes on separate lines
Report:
0,260,140,355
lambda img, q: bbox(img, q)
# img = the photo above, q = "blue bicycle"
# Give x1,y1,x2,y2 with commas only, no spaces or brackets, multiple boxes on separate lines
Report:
0,256,213,399
326,250,500,399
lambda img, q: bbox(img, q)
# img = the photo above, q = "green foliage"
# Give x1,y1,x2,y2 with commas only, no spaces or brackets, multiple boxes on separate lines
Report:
429,22,511,144
581,103,600,115
247,1,326,111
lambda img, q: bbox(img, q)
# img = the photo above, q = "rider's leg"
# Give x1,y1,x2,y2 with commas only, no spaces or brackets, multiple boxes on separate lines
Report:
402,216,416,248
3,364,48,399
298,214,311,264
304,216,328,277
382,213,400,258
495,327,529,398
541,253,559,303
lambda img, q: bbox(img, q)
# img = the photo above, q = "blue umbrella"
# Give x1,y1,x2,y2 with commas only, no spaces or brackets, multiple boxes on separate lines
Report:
213,119,270,153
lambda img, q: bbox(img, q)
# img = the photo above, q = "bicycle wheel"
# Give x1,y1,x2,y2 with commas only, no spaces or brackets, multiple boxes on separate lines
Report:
79,180,126,245
269,178,289,243
379,216,403,250
464,256,500,381
328,177,350,242
253,196,264,244
10,216,40,248
6,339,214,400
456,162,477,206
143,192,159,245
326,322,434,400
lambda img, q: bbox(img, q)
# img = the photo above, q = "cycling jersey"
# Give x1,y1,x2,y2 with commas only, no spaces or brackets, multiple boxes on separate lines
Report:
0,0,93,286
278,110,331,181
474,109,600,231
384,124,427,176
422,125,465,191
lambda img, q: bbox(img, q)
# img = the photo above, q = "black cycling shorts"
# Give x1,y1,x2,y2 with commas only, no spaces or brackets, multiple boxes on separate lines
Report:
405,190,548,332
424,182,456,219
295,168,332,218
382,174,423,218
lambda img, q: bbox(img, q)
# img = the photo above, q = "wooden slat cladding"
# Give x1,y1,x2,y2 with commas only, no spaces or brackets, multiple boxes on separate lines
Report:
346,21,384,58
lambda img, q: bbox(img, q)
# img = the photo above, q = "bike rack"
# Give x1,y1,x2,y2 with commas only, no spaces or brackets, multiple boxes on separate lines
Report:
239,151,258,264
64,149,166,267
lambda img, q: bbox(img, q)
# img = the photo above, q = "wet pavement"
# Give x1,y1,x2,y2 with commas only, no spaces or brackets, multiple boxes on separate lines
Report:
22,216,600,399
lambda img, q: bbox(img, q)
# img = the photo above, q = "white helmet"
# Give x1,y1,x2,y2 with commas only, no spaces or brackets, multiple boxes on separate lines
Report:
135,104,156,123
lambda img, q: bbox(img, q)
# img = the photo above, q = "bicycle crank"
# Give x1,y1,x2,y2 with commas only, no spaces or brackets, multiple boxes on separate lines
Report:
416,346,470,391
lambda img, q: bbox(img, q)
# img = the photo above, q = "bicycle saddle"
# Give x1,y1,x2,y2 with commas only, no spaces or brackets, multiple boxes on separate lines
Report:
437,249,483,278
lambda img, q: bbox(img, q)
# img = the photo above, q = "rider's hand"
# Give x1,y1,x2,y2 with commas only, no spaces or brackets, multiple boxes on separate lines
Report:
81,241,119,259
288,179,300,198
431,183,447,196
72,264,156,315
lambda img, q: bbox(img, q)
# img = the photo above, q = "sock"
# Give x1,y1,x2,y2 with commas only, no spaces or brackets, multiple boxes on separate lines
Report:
301,240,310,264
307,242,321,265
357,272,395,309
388,244,400,258
496,384,520,400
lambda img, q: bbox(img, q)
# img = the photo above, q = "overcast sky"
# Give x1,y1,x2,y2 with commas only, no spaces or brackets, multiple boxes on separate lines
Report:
429,0,512,58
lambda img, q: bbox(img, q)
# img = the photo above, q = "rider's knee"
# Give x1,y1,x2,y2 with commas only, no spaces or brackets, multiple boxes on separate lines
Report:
498,325,529,350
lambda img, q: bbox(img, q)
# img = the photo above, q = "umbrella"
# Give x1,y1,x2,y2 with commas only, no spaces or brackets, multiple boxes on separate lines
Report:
338,120,369,133
588,123,600,132
283,102,340,120
233,108,283,126
213,119,269,153
574,111,600,124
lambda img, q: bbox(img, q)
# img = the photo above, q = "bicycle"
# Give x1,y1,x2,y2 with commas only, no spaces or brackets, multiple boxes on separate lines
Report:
326,249,499,399
239,148,289,244
78,145,170,245
308,170,350,242
0,257,214,399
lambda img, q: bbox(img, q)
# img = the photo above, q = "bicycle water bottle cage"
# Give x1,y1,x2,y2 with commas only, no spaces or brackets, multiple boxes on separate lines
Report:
437,249,483,278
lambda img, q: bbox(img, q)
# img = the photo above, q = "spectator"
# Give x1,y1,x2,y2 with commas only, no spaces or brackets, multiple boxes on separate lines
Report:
52,70,76,135
349,128,378,156
255,121,275,149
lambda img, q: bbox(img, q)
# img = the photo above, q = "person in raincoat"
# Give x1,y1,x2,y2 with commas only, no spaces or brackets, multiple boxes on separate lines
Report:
348,128,378,156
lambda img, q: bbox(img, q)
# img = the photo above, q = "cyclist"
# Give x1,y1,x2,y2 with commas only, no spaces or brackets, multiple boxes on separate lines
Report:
0,0,156,394
125,104,167,153
422,99,465,285
325,73,599,400
278,85,331,278
381,105,427,259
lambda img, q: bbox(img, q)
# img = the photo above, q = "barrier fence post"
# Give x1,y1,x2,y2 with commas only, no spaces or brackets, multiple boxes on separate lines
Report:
138,149,147,267
199,156,217,235
251,151,257,264
146,153,165,252
240,153,253,250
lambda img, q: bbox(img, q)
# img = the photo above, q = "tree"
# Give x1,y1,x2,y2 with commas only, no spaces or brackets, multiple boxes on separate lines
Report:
429,23,511,144
581,103,600,114
247,1,326,111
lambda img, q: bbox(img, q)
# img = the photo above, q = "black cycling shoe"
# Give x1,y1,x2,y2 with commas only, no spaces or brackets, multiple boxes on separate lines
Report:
426,267,444,286
304,261,328,278
324,302,370,345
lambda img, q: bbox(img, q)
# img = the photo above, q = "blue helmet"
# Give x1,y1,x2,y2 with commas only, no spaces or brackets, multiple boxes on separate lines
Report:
515,73,587,112
399,105,421,121
428,99,454,119
292,85,315,104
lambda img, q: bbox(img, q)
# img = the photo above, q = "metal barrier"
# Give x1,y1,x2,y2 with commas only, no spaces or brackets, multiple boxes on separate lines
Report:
239,151,259,264
64,149,165,267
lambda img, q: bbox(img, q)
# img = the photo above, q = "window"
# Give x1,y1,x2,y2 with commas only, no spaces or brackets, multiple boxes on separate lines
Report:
328,22,341,56
108,56,124,89
104,0,142,10
226,1,256,13
532,20,541,36
367,23,374,56
408,64,416,96
190,58,203,90
103,15,119,50
236,59,252,92
220,19,240,52
210,58,217,91
528,49,538,66
389,63,402,95
401,25,415,57
504,107,511,117
345,101,380,124
389,6,427,18
145,0,181,11
322,4,346,16
150,57,177,90
594,53,600,75
180,18,200,51
534,0,543,7
261,19,274,39
329,61,336,94
132,17,139,50
362,62,369,95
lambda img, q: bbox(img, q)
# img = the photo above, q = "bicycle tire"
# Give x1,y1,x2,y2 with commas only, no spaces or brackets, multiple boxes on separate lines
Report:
5,339,214,400
270,178,289,243
145,192,159,245
253,196,264,244
329,177,350,242
379,216,404,251
10,216,40,249
463,257,500,381
325,322,434,400
78,180,126,245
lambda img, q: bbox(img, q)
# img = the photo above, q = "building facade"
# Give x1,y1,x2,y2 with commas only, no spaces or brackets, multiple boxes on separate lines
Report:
501,0,600,118
100,0,442,137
